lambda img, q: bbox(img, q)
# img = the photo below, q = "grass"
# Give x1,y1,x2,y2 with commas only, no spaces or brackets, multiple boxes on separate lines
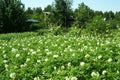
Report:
0,28,120,80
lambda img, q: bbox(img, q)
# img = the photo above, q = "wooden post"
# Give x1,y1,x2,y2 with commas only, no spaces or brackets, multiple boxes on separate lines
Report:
43,12,50,28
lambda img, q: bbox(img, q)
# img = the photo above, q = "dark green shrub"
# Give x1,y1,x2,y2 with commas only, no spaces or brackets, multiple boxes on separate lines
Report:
67,27,81,36
29,23,45,31
49,26,63,35
87,16,108,34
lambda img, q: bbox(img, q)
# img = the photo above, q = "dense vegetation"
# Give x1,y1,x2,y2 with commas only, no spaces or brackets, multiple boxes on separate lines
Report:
0,0,120,80
0,0,26,33
0,0,120,33
0,28,120,80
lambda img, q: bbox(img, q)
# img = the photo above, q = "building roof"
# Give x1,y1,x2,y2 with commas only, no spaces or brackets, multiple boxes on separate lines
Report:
43,12,51,15
26,19,39,23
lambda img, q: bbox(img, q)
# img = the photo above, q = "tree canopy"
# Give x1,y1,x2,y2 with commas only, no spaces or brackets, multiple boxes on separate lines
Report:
0,0,26,33
0,0,120,33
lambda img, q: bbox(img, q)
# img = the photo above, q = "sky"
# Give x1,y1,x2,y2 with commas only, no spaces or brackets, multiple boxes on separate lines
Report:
21,0,120,12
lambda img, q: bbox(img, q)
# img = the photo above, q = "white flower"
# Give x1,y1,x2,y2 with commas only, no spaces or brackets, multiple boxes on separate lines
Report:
5,64,9,68
3,54,7,58
117,70,119,74
3,60,7,63
93,58,97,61
91,71,99,77
45,58,48,62
16,54,20,58
45,49,49,52
72,53,75,57
28,52,30,55
29,49,34,52
102,70,107,75
108,58,113,62
11,48,18,53
47,52,52,55
69,48,73,52
42,71,45,74
26,58,30,62
53,55,58,58
65,76,70,80
34,77,40,80
14,66,18,69
54,66,57,70
31,51,36,55
37,60,41,63
85,54,90,58
103,18,106,21
98,55,102,59
10,73,16,79
48,78,52,80
57,70,61,74
71,77,78,80
20,63,27,68
61,65,65,69
80,62,85,66
68,62,71,67
106,41,110,44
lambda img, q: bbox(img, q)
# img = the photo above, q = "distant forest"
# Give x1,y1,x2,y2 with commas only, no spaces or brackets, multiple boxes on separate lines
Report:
0,0,120,33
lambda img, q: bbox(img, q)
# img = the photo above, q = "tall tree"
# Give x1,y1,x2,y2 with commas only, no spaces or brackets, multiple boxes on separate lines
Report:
115,11,120,28
25,7,33,18
0,0,26,33
0,11,2,32
54,0,73,27
94,11,103,17
34,7,42,14
44,5,53,12
104,11,115,20
74,2,94,28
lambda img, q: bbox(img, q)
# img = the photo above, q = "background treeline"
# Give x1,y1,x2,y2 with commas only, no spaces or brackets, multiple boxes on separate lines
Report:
0,0,120,33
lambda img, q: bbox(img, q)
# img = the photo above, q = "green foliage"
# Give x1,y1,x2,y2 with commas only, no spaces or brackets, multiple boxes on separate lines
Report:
67,27,81,36
94,11,103,17
0,31,120,79
87,16,108,34
25,7,34,18
107,19,118,29
0,0,26,33
0,0,120,33
34,7,42,14
104,11,115,20
74,2,94,28
37,26,64,36
44,5,53,12
53,0,73,27
49,26,63,35
29,23,43,31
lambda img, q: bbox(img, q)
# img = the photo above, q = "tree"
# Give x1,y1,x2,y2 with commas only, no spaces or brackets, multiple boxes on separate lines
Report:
25,7,34,18
94,11,103,17
53,0,73,27
44,5,53,12
0,11,2,32
74,2,94,28
0,0,26,33
115,11,120,28
34,7,42,14
115,11,120,21
87,15,108,34
104,11,115,20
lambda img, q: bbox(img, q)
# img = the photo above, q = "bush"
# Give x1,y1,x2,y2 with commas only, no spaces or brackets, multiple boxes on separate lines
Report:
29,23,45,31
49,26,63,35
67,27,82,36
107,19,118,30
37,26,64,36
87,16,108,34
